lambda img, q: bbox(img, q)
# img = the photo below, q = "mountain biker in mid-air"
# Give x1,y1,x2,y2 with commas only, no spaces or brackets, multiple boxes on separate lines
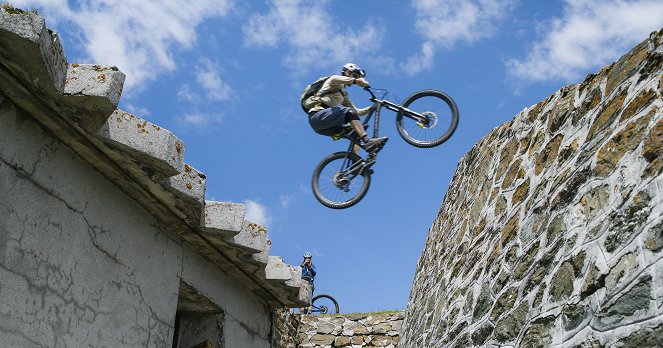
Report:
304,63,388,155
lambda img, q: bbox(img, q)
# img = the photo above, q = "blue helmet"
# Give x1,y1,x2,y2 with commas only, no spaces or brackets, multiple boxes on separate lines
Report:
342,63,365,78
303,251,312,258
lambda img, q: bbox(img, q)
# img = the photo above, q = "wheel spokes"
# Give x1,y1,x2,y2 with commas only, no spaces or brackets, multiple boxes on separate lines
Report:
317,157,367,204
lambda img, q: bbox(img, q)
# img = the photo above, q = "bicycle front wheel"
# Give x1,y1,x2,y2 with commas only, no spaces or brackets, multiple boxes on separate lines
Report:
396,90,459,148
311,152,371,209
312,294,340,314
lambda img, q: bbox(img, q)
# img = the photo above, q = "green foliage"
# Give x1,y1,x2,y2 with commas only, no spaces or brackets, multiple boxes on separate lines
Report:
1,2,39,15
315,309,404,317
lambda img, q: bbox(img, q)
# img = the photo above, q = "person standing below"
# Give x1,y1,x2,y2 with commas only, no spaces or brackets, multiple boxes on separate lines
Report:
300,251,316,314
306,63,388,154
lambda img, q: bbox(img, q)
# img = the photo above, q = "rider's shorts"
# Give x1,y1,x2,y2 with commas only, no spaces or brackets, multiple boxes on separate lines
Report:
309,106,359,136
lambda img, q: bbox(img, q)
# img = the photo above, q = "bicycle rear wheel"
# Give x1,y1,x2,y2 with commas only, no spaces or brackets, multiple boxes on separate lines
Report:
312,294,340,314
311,152,371,209
396,89,459,148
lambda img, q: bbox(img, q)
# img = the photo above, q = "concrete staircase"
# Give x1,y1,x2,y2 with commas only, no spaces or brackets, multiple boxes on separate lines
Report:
0,9,307,308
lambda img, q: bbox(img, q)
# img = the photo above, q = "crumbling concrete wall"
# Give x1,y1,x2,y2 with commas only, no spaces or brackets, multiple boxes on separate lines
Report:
0,8,308,348
400,29,663,347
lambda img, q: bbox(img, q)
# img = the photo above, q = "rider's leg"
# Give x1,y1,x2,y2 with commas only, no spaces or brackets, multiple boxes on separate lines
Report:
350,119,367,138
353,144,361,156
347,113,388,153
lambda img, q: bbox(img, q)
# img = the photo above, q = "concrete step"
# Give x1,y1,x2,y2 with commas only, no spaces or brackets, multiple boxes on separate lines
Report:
0,10,308,309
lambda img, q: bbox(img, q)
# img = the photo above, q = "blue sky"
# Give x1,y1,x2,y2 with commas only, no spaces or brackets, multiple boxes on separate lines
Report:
15,0,663,313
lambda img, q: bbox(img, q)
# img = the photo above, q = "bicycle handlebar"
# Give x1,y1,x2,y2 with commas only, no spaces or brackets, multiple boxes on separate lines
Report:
364,86,377,100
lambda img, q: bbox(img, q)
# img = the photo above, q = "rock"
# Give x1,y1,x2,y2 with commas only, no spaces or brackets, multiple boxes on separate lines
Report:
605,252,638,292
472,282,492,320
580,264,607,299
642,118,663,177
333,336,351,347
534,134,564,175
562,303,589,331
511,178,530,207
519,315,555,348
494,302,528,342
616,322,663,347
310,334,335,346
596,113,652,176
643,221,663,251
600,278,651,319
501,214,520,247
604,191,652,252
490,286,518,321
579,185,609,219
549,261,575,302
470,321,494,346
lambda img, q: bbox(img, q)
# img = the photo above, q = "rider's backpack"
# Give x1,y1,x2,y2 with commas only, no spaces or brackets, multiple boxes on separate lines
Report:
300,76,331,113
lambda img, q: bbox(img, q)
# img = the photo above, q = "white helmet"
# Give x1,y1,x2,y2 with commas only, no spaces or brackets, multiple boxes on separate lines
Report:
342,63,366,78
303,251,312,258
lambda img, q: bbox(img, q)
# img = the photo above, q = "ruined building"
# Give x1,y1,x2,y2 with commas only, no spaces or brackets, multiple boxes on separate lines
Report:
3,7,663,348
0,9,309,348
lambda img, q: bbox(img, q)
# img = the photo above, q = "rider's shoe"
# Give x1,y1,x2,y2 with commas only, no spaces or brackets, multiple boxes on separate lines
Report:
363,136,388,153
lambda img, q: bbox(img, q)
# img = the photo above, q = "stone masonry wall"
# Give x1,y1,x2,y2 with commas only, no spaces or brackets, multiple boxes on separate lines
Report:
272,308,302,348
297,312,404,348
400,29,663,347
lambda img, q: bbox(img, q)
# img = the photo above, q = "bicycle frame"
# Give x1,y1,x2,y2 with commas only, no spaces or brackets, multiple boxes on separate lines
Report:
310,304,326,314
336,88,428,174
312,85,459,209
364,87,431,139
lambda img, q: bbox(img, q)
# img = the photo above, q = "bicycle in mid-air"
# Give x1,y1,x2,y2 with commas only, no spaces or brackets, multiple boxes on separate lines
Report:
309,294,339,315
311,87,459,209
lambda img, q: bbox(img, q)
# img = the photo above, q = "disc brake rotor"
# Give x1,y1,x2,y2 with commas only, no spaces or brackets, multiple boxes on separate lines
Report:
332,173,350,192
418,111,438,128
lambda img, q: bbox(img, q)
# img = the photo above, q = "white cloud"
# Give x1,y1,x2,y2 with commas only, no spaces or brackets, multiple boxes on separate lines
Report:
508,0,663,82
196,59,233,101
244,199,273,227
14,0,233,91
179,112,224,130
124,103,151,117
404,0,515,74
279,194,294,208
177,84,197,102
243,0,384,74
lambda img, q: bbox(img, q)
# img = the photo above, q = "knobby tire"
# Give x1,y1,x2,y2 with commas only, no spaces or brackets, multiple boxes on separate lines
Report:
396,89,459,148
311,152,371,209
312,294,340,314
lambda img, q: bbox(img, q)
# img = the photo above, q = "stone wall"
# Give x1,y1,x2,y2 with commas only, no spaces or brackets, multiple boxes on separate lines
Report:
0,8,309,348
297,312,404,347
272,308,302,348
400,29,663,347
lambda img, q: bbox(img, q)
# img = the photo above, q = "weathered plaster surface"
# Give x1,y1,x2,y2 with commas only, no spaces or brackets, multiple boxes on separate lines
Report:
1,8,309,347
0,94,181,346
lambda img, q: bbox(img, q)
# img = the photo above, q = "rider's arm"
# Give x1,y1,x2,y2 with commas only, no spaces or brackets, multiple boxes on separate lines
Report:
327,74,356,88
342,95,371,116
328,75,371,115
